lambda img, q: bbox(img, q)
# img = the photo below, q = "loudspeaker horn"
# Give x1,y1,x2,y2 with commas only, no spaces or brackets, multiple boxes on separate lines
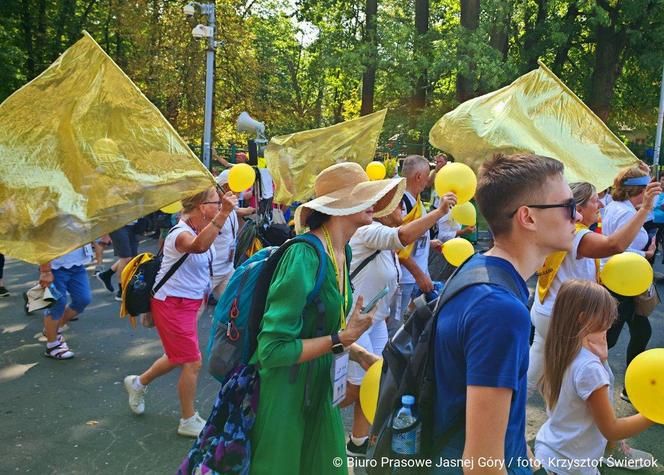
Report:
236,112,265,135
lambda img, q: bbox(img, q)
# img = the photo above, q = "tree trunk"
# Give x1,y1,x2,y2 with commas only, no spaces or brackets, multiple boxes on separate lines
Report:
588,23,625,122
35,0,47,70
456,0,479,103
360,0,378,116
521,0,547,71
551,3,579,74
489,1,512,61
20,0,35,79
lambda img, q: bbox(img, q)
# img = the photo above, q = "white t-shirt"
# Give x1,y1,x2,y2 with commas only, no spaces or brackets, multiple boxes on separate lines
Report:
602,200,648,258
152,220,215,301
399,191,430,284
349,222,404,321
535,347,613,475
533,228,596,317
258,168,274,199
212,210,238,277
51,244,93,269
436,212,461,243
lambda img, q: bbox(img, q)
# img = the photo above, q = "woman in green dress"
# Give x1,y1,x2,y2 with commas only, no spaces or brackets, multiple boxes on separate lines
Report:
250,162,406,475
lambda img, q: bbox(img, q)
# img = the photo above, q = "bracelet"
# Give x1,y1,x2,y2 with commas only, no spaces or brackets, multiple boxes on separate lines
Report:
210,219,223,230
40,269,52,273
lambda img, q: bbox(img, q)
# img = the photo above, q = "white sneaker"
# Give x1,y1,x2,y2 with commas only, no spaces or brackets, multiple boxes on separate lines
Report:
123,375,146,415
177,412,206,438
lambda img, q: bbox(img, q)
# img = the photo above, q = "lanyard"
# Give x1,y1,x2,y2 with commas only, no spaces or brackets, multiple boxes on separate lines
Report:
321,225,347,330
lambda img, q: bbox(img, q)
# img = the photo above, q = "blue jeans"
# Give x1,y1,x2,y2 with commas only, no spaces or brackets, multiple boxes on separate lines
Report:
44,265,92,320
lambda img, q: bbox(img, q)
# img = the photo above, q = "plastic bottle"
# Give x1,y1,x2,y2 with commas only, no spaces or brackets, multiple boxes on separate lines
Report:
133,273,146,291
391,395,420,456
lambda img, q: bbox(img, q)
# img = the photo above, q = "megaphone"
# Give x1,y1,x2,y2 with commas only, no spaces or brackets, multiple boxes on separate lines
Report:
236,112,265,138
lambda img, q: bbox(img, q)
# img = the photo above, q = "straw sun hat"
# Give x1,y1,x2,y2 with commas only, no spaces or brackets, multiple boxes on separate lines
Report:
294,162,406,233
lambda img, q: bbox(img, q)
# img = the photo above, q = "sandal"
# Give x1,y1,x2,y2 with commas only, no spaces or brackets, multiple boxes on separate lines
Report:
44,338,74,360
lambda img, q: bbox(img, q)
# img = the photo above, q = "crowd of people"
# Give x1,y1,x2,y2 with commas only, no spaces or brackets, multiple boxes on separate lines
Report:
10,150,663,474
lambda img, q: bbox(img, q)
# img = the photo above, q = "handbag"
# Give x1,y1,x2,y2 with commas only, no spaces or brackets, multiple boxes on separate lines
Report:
634,283,660,317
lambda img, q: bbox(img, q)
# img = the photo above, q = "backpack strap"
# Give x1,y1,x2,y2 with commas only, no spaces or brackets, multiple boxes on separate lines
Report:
151,225,190,297
401,194,414,215
350,250,381,282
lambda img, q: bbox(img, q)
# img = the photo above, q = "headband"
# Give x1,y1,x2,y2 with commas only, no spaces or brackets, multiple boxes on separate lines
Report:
623,176,650,186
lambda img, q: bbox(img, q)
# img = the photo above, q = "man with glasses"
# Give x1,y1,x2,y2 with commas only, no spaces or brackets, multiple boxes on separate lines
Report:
431,153,578,474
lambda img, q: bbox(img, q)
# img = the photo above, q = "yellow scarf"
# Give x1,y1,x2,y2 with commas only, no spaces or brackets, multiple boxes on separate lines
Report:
536,223,600,304
397,195,423,260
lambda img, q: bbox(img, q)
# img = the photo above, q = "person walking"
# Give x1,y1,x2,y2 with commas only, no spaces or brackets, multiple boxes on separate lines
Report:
123,186,237,437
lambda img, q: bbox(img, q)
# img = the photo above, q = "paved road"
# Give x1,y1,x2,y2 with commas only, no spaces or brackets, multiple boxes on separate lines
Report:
1,238,663,474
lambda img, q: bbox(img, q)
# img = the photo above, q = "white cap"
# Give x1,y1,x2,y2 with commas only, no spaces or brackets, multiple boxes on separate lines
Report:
215,170,230,186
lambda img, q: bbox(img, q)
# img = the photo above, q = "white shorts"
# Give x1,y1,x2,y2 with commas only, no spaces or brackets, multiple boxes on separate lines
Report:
347,319,389,386
211,273,232,299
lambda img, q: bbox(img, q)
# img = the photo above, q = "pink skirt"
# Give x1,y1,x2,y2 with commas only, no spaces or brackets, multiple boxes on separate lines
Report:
150,296,204,364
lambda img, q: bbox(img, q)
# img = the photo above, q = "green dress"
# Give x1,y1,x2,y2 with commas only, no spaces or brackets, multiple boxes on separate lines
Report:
250,241,351,475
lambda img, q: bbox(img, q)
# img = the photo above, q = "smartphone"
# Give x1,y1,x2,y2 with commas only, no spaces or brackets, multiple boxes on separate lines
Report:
361,286,389,314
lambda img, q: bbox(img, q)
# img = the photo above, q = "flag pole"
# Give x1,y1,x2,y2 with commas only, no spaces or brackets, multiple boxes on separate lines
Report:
654,63,664,181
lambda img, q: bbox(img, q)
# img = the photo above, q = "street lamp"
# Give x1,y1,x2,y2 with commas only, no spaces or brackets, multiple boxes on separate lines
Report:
184,2,216,170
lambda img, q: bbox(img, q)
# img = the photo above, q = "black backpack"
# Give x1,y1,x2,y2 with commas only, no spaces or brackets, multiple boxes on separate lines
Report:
367,257,521,471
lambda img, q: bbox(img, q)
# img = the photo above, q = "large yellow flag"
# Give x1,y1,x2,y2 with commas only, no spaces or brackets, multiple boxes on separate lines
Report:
266,109,387,204
0,32,214,264
429,61,638,191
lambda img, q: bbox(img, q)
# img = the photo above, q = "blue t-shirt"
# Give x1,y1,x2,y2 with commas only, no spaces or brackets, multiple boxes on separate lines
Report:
433,254,530,474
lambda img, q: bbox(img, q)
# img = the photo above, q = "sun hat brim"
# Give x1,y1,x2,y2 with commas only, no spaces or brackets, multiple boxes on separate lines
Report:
294,177,406,234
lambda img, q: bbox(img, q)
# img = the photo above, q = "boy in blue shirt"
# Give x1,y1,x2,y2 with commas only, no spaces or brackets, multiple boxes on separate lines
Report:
433,153,580,474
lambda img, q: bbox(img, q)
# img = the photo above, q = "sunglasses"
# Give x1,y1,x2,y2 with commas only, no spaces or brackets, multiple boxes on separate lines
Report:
509,197,577,221
203,200,222,208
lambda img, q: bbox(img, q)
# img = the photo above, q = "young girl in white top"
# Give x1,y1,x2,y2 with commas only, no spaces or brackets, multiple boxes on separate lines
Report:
535,279,656,475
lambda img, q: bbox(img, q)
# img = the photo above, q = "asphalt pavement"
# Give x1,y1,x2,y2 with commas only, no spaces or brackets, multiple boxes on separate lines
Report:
0,237,663,474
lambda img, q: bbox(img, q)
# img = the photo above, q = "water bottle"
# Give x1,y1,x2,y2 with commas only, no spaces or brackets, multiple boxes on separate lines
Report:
133,273,146,291
391,395,421,456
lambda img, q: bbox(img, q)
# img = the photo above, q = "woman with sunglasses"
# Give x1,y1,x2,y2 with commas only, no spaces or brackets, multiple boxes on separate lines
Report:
528,177,661,396
123,186,238,438
602,165,661,403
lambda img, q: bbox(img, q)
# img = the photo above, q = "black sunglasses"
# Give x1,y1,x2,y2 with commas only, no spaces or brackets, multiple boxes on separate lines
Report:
509,197,577,221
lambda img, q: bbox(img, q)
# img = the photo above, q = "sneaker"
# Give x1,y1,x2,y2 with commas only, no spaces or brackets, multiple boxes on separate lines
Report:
346,436,368,457
607,441,656,471
114,290,122,302
124,375,146,415
177,412,206,438
96,270,114,293
0,286,9,297
620,388,631,404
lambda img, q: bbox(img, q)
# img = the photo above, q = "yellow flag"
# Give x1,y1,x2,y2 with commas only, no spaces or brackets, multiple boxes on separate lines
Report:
0,32,214,264
429,61,638,191
265,109,387,204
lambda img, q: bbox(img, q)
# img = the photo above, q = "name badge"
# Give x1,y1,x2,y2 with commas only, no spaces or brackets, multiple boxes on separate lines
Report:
331,351,350,406
227,244,236,263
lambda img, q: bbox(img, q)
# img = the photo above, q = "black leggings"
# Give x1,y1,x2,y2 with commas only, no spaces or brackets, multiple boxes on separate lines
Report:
607,293,652,372
0,253,4,279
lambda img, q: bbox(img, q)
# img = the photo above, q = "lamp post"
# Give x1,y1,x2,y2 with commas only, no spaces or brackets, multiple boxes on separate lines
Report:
184,2,216,170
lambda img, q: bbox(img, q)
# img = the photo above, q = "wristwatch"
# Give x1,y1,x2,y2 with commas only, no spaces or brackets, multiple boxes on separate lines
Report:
331,332,345,354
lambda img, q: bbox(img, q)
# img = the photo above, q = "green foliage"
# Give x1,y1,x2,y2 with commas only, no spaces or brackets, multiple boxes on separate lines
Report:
1,0,663,153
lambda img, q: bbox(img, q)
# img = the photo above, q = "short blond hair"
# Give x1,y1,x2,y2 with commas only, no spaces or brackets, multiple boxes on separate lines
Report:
181,187,215,213
612,166,648,202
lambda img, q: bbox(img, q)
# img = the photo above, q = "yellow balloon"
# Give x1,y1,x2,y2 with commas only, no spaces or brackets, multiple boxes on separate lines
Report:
625,348,664,424
434,163,477,204
450,202,476,226
366,161,387,180
228,163,256,192
600,253,653,296
359,359,383,424
442,238,474,267
160,201,182,214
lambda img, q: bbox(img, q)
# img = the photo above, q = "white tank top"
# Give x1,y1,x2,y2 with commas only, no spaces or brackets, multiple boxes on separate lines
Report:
152,220,215,301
